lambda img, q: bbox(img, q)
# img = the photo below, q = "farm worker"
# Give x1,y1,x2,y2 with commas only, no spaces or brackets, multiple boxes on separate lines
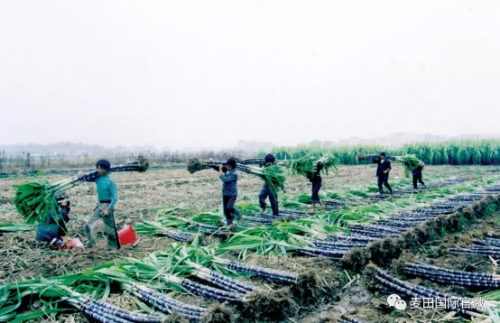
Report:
412,162,426,193
78,159,120,250
219,158,241,225
259,154,281,215
306,162,324,212
36,194,71,247
373,152,393,196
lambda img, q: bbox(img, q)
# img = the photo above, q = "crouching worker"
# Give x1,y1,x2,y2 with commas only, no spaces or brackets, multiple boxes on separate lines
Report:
259,154,281,215
219,158,241,225
78,159,120,250
36,195,71,249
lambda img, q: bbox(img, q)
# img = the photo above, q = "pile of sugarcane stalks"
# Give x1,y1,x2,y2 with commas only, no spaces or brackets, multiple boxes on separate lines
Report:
372,266,495,317
341,193,500,271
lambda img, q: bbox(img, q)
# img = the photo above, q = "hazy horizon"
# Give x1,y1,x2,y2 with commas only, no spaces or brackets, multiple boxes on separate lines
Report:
1,0,499,150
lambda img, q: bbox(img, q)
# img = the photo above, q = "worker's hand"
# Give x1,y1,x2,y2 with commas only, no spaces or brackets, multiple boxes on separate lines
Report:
384,170,388,174
60,201,67,207
219,164,223,171
102,208,110,217
77,171,85,178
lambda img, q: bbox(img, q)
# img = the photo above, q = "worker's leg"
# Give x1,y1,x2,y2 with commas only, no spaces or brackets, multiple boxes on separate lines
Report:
226,195,240,222
383,175,393,194
269,192,279,215
85,206,102,248
102,206,120,250
258,184,269,212
223,195,233,225
311,182,322,204
413,175,418,190
377,176,384,194
57,219,68,238
418,174,426,187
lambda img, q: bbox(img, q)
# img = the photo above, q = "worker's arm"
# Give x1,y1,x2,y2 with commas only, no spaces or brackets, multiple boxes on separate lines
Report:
384,160,392,173
220,172,237,183
108,181,118,210
77,171,97,182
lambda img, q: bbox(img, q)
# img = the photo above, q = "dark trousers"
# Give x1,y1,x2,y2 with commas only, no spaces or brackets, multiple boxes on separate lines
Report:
311,182,322,203
377,174,393,194
223,195,240,225
413,174,425,189
259,183,279,215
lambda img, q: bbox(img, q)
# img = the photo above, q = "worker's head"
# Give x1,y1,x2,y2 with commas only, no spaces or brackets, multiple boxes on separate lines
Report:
226,158,236,170
96,159,111,175
55,195,70,211
317,161,324,171
380,152,386,160
264,154,276,164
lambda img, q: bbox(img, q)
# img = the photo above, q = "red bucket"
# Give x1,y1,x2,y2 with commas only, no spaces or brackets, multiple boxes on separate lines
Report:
118,225,138,246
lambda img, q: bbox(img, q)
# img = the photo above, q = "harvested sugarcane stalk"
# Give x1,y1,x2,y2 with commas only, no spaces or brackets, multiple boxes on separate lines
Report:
296,247,347,259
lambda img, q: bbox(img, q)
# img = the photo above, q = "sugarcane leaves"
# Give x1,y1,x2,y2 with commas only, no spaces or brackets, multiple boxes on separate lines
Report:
281,154,338,179
9,308,70,323
0,222,34,233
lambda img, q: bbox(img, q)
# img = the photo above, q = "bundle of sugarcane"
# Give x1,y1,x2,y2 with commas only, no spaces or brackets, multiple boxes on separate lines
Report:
65,291,168,323
117,259,246,303
0,272,118,322
374,267,494,316
218,219,346,256
135,212,229,240
280,155,338,179
155,243,299,285
187,158,286,194
14,157,149,224
159,244,263,295
123,283,206,321
392,154,424,177
404,262,500,288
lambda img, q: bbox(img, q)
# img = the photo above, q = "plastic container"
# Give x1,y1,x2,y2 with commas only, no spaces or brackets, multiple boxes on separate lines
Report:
118,225,138,246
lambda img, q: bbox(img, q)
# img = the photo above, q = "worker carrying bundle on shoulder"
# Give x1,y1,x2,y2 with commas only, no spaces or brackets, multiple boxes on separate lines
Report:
373,152,393,196
259,154,284,215
412,161,426,193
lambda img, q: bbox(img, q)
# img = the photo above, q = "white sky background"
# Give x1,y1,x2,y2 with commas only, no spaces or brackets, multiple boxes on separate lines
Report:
0,0,499,150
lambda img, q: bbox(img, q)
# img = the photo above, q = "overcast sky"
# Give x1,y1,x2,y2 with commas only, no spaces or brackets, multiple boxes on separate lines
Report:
1,0,499,150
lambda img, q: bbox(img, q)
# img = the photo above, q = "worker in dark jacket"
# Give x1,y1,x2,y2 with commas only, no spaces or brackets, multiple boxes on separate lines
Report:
259,154,280,215
219,158,241,225
307,162,324,211
373,152,393,196
36,195,71,246
412,163,426,192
